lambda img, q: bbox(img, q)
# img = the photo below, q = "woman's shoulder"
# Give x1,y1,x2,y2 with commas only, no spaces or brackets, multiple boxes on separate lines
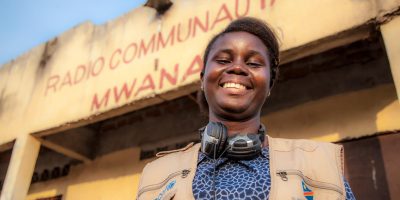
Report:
154,142,200,158
140,142,200,179
266,136,342,151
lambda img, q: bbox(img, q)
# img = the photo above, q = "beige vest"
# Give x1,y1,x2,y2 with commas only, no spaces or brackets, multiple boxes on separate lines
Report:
137,136,346,200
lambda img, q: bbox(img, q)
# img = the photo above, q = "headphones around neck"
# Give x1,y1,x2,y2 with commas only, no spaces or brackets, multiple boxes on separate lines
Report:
199,122,266,160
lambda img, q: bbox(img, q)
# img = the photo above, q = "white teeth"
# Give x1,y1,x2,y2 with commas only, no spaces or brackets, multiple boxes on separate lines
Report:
222,82,246,90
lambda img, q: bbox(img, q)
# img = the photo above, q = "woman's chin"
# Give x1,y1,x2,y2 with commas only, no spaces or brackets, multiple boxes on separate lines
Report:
211,103,256,121
219,102,248,113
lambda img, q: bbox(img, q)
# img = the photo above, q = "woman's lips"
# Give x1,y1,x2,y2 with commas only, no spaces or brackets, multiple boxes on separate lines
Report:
219,82,251,95
222,82,246,90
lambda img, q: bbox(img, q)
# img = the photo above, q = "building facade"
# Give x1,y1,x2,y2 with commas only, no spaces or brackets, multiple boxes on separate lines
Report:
0,0,400,199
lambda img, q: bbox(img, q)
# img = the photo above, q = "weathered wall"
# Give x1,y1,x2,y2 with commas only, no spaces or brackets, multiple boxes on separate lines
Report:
1,0,400,146
27,147,148,200
25,84,400,199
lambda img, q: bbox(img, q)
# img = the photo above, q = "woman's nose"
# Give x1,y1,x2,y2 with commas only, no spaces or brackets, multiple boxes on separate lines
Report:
226,63,249,76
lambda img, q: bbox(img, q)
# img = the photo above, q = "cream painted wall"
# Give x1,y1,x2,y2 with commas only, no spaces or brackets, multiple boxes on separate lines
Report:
27,147,151,200
263,84,400,142
382,16,400,100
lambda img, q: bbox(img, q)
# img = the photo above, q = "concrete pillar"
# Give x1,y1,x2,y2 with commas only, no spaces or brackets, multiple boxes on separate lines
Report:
0,135,40,200
381,16,400,100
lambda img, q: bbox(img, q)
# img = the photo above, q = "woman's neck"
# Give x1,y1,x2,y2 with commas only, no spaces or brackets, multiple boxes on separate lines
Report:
209,115,261,137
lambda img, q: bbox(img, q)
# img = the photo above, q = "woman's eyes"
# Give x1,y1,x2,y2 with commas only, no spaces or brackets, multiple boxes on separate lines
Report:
214,58,264,67
215,59,231,64
246,62,263,67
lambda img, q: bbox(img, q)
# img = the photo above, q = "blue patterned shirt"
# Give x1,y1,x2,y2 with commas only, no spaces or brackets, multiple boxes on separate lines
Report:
193,148,356,200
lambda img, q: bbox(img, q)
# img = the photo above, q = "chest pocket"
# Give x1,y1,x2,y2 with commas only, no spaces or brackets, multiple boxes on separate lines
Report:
275,169,344,200
276,169,343,195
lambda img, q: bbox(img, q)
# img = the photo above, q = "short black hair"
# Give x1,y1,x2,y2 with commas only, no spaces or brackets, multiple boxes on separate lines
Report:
198,17,280,114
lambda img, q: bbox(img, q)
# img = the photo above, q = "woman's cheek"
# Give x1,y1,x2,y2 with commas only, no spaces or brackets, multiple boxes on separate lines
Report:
204,65,223,84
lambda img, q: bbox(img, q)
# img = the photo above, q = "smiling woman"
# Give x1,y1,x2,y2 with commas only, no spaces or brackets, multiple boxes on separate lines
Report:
202,32,271,122
137,17,356,200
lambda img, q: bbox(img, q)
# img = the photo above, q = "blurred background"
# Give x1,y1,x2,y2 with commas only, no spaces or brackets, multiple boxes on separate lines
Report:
0,0,399,199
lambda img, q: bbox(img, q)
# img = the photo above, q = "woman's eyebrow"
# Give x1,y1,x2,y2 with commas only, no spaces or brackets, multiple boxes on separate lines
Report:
217,49,234,55
247,50,263,58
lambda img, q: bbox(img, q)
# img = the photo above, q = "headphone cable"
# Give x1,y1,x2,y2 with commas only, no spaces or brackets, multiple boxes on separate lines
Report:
212,143,217,200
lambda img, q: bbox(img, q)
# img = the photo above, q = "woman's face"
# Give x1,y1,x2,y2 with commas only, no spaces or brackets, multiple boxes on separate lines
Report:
202,31,271,121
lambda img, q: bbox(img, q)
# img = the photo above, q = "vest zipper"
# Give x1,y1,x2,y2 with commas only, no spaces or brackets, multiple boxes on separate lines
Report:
137,169,190,198
276,169,344,195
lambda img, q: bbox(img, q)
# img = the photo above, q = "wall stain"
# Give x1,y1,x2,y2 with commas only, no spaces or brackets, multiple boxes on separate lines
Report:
32,37,59,93
38,37,58,74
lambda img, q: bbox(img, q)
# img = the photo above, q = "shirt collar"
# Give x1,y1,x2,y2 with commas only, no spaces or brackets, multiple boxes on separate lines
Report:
197,147,269,165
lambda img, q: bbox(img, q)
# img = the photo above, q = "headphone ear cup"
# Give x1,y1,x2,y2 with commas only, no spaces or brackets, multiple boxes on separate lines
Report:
215,122,228,156
201,122,228,159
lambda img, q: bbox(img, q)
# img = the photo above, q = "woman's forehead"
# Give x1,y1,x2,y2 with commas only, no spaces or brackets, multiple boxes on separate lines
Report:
209,32,268,56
